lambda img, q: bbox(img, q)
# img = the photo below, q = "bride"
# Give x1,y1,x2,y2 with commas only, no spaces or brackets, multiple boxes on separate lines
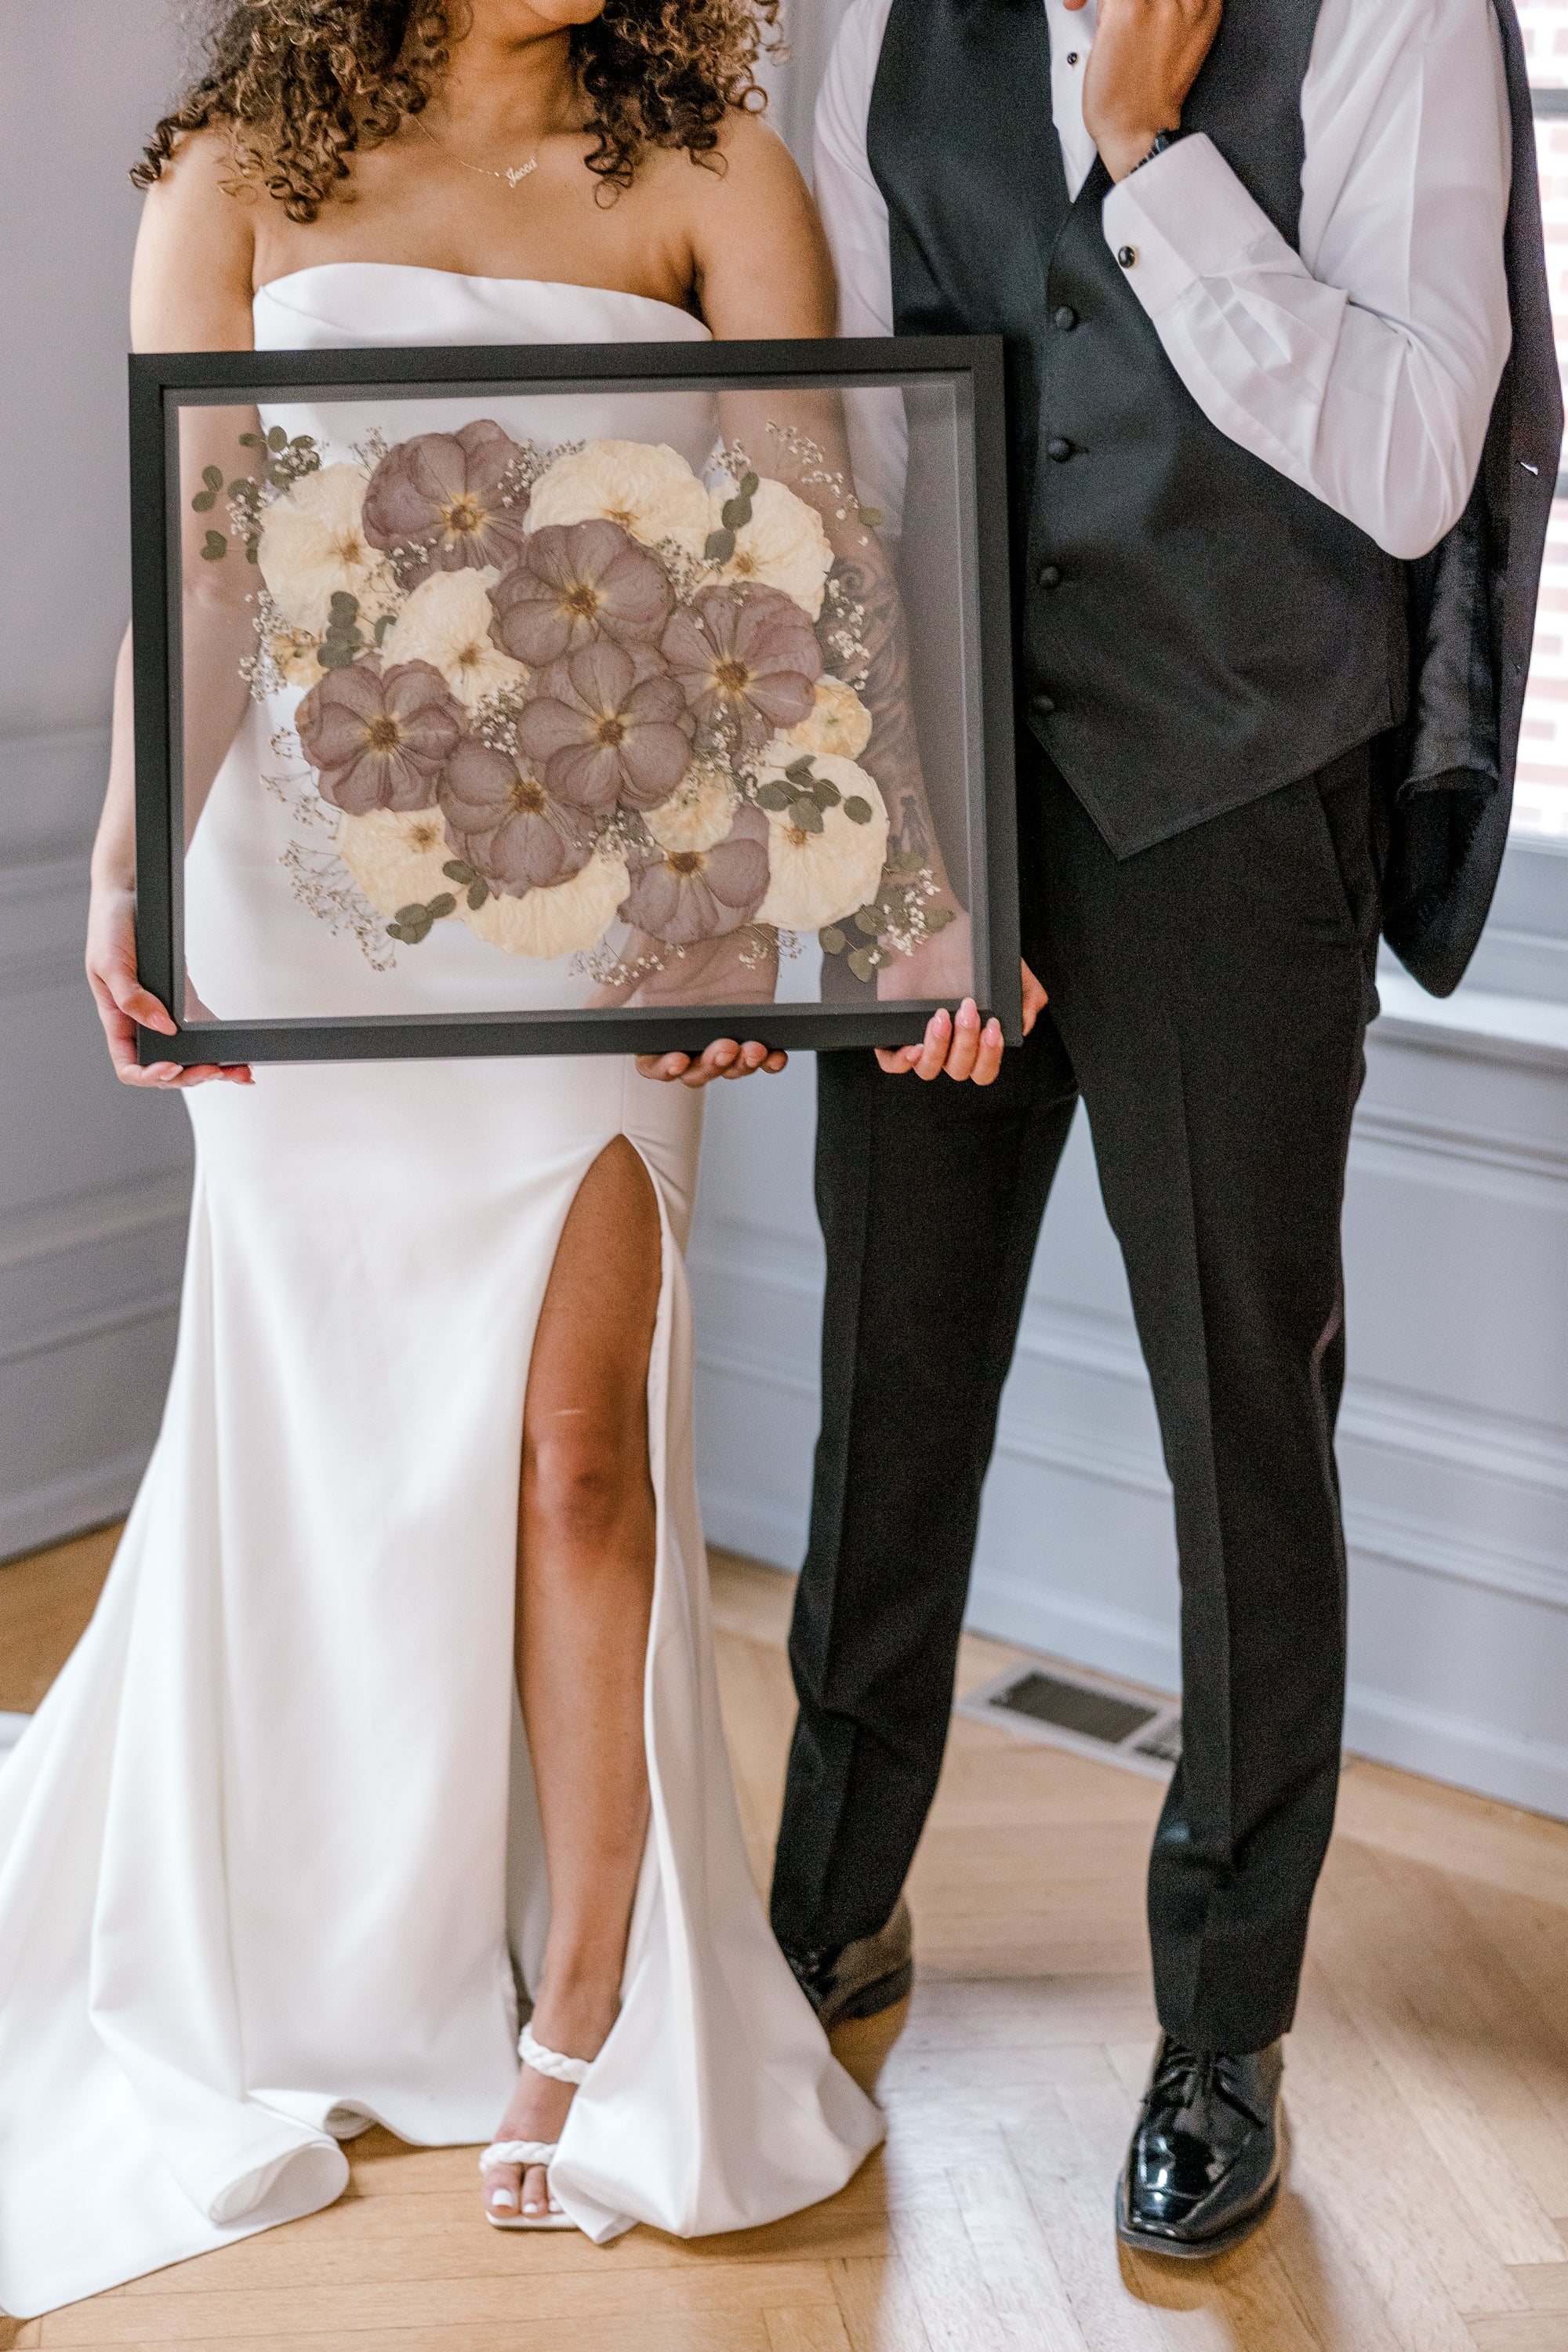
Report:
0,0,889,2318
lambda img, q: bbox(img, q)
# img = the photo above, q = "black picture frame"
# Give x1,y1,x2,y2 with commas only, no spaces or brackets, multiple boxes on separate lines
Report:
130,335,1019,1065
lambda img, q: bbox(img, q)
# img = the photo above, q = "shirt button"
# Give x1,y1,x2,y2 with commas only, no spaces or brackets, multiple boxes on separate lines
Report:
1116,245,1138,269
1066,50,1079,64
1046,437,1073,463
1031,691,1057,718
1052,305,1078,332
1036,563,1062,589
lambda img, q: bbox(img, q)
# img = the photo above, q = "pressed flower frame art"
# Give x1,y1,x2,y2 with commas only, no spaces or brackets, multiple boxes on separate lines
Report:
130,339,1019,1064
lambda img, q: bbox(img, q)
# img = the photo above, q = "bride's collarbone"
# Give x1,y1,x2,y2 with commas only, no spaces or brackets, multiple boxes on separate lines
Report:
250,143,699,318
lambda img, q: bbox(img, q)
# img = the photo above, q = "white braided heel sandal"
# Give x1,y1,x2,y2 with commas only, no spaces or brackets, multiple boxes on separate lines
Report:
478,2023,593,2230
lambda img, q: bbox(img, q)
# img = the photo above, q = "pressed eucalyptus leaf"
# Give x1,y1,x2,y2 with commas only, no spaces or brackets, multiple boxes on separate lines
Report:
200,531,227,561
813,779,842,808
190,489,216,514
227,480,251,500
703,527,735,564
386,922,410,943
820,926,847,955
201,465,223,491
720,493,751,532
395,903,428,926
858,506,884,528
426,892,456,920
756,782,790,811
239,431,263,448
467,880,489,910
847,946,877,982
927,906,956,931
373,613,394,645
443,860,474,884
854,907,880,935
267,425,287,451
741,471,759,497
245,540,259,564
843,796,873,824
784,758,815,783
788,800,824,833
318,641,356,669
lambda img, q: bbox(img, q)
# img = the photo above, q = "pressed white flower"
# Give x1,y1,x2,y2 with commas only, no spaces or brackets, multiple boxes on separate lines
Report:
710,476,833,619
753,757,890,932
460,843,631,958
528,440,711,561
644,758,739,854
268,626,325,689
764,676,873,764
258,463,398,637
379,568,528,710
336,805,456,916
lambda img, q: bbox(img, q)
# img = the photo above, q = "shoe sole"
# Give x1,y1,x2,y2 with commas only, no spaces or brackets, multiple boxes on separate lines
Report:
1114,2175,1279,2260
822,1957,914,2029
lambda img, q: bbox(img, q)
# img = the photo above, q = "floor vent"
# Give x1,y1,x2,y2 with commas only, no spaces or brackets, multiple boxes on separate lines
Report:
956,1661,1181,1781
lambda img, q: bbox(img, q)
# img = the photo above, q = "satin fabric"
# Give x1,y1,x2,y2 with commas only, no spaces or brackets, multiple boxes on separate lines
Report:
0,267,881,2320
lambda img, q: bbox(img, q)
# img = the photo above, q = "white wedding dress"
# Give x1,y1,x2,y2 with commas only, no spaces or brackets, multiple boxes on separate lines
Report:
0,267,881,2320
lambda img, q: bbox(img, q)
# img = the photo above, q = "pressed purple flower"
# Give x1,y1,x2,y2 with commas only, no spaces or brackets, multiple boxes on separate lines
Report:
489,520,673,666
620,804,771,944
516,639,693,814
438,735,593,895
296,659,461,815
660,583,822,750
361,419,531,577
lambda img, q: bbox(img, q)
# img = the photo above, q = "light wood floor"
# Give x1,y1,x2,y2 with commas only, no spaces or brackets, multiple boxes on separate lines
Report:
2,1528,1567,2350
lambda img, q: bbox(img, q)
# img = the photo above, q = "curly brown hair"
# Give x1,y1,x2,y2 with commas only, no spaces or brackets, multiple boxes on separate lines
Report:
132,1,781,223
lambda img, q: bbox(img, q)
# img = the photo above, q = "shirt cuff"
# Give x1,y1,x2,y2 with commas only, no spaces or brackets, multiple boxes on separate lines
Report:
1099,132,1303,319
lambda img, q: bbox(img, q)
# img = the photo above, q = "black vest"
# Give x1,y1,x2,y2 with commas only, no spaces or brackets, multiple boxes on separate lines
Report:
869,0,1410,854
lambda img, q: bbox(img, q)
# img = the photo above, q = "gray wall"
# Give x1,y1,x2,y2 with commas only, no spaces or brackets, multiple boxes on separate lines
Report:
0,4,194,1556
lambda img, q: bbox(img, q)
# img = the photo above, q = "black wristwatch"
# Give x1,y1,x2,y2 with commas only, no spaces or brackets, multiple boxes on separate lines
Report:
1128,128,1188,176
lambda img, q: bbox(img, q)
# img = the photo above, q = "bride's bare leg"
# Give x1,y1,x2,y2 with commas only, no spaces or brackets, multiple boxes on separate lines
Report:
484,1134,662,2223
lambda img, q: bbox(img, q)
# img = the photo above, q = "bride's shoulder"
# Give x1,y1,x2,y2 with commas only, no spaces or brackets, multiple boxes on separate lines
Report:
132,127,257,354
662,107,833,335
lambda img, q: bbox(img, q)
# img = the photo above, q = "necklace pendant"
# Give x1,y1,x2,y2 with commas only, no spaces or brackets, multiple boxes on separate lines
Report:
504,161,537,188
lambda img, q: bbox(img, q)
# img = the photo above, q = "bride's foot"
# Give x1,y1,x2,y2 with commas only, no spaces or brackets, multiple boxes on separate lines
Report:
481,1985,618,2224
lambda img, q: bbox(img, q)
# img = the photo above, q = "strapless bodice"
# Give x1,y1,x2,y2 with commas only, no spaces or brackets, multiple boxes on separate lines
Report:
252,263,717,474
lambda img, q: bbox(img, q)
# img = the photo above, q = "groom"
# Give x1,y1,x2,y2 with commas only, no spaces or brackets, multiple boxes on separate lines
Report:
771,0,1559,2260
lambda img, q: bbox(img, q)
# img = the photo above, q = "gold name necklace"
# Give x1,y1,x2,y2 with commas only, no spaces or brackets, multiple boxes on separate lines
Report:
412,112,539,190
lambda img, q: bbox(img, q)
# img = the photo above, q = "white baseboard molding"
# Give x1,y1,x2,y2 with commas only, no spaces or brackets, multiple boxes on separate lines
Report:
0,1447,144,1566
698,1478,807,1573
1341,1679,1568,1820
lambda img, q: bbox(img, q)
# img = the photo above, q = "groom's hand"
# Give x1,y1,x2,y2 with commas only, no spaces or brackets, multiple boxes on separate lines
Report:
1069,0,1222,183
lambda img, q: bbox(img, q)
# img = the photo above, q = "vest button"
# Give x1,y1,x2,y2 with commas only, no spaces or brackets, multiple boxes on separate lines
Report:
1116,245,1138,269
1052,306,1078,332
1046,437,1073,463
1031,692,1057,719
1036,564,1062,589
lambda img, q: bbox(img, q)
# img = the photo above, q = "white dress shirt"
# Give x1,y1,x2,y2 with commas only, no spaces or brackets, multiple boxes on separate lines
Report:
815,0,1515,561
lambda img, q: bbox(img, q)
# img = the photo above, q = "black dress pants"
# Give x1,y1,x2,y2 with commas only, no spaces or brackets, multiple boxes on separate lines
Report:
770,744,1384,2053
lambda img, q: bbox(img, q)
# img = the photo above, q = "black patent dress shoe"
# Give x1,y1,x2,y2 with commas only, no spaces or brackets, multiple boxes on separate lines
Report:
781,1896,913,2029
1116,2034,1283,2259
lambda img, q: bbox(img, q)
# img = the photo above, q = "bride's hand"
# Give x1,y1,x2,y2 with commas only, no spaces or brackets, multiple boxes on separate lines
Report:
876,959,1047,1084
612,927,788,1088
86,880,252,1089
